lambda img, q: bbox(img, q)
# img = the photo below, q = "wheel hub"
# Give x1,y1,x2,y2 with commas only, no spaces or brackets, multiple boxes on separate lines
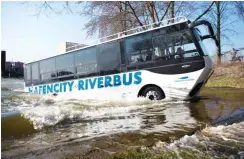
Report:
146,90,158,100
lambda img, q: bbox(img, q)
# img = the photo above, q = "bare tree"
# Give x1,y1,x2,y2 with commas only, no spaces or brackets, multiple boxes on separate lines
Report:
234,1,244,20
22,1,244,61
192,1,244,64
27,1,205,37
205,2,239,64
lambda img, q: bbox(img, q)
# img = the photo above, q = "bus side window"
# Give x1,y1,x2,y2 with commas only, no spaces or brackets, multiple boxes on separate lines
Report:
74,47,97,76
125,32,153,64
120,41,126,65
56,53,75,77
40,58,56,81
25,64,31,86
31,62,39,85
97,42,120,75
153,35,171,60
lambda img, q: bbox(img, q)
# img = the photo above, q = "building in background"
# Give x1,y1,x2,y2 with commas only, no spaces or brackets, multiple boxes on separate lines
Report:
1,50,24,78
58,42,88,54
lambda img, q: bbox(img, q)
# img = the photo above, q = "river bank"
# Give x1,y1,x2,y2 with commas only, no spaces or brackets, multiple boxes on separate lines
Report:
205,63,244,88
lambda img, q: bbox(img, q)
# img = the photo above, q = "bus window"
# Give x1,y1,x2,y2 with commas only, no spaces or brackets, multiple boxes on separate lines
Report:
125,32,153,64
153,36,170,60
56,53,74,77
31,62,39,84
193,29,209,56
40,58,56,80
153,31,199,61
25,64,31,85
74,47,97,75
120,41,126,65
181,31,200,58
97,42,120,75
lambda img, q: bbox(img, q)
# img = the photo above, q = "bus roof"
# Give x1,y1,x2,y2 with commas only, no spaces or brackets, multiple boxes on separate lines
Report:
26,16,188,65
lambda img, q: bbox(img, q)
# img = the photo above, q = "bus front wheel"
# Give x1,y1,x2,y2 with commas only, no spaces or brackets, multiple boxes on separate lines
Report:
141,86,164,100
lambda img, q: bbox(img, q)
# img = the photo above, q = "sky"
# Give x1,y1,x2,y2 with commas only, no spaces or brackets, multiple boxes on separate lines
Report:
1,2,244,63
1,2,94,63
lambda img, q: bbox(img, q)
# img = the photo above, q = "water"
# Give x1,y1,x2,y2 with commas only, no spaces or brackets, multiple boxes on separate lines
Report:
1,78,244,159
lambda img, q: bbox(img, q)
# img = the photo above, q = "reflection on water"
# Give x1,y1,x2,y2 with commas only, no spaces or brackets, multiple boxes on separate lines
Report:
1,79,244,158
190,89,244,126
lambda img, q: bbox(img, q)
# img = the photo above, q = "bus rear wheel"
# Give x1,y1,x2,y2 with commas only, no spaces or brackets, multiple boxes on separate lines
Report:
141,86,164,100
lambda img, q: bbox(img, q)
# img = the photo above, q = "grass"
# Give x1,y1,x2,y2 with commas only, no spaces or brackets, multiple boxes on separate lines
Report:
205,76,244,88
201,87,244,101
108,147,213,159
108,147,152,159
205,63,244,88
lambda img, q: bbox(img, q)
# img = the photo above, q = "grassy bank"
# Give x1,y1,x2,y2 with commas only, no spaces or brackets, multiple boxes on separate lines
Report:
205,63,244,88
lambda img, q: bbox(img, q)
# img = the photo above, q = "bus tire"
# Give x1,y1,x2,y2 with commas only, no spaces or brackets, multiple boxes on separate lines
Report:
141,86,164,100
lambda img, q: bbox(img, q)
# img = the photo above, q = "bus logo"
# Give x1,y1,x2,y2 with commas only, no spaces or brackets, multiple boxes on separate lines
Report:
174,76,194,82
178,76,188,79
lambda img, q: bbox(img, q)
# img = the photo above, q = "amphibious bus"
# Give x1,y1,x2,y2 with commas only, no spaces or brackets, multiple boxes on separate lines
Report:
24,17,218,100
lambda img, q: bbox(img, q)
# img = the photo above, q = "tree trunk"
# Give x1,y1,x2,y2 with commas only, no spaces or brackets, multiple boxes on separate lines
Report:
216,1,221,64
147,2,156,23
124,2,127,31
170,1,175,23
170,1,175,55
117,2,125,32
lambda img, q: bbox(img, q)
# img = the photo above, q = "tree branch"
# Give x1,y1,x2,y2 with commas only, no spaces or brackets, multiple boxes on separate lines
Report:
160,1,172,21
153,2,160,22
146,2,156,23
126,1,143,26
193,1,214,22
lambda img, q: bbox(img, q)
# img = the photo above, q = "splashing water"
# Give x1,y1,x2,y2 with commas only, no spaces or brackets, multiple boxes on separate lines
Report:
152,121,244,158
2,79,244,159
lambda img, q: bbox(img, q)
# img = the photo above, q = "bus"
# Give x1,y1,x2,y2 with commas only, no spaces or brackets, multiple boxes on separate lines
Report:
24,16,218,101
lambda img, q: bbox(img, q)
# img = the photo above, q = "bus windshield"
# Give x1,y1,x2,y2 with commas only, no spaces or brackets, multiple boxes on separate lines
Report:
193,29,209,56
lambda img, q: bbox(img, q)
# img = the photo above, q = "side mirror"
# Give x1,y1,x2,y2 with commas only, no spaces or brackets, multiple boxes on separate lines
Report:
200,35,219,48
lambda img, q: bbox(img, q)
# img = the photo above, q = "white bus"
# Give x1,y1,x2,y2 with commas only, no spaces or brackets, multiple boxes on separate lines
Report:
24,17,218,101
